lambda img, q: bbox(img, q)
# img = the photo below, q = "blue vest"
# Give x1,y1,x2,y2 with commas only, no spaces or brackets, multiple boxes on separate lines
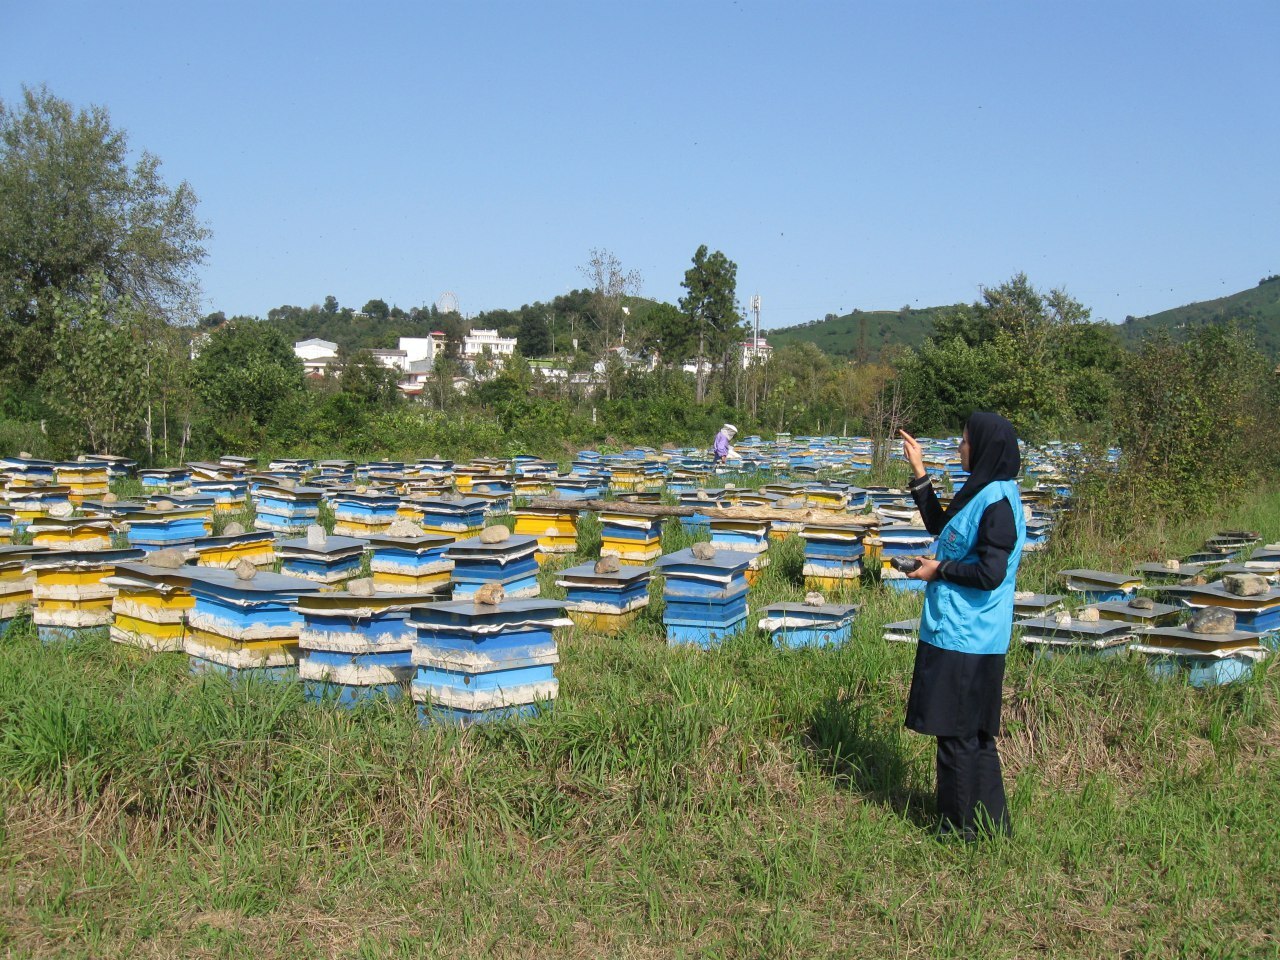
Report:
920,479,1026,656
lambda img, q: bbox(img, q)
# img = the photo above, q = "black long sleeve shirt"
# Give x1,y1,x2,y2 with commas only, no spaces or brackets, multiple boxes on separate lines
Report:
907,474,1017,590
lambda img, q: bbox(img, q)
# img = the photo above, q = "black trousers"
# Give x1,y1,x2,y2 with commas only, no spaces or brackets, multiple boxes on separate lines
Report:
935,734,1010,839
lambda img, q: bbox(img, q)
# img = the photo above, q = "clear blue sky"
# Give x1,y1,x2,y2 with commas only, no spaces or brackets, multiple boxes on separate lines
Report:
3,0,1277,328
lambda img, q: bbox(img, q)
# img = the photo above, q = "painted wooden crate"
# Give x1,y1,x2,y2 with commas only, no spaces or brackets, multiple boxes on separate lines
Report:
409,597,570,724
757,602,859,649
366,533,455,595
654,548,754,648
445,534,541,600
556,561,652,634
104,561,195,652
26,547,145,643
184,567,318,678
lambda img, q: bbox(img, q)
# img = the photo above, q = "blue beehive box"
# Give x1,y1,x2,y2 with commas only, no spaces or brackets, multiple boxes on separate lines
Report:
654,547,754,648
253,483,325,533
185,567,317,678
139,466,191,491
276,533,367,587
295,587,439,704
758,601,859,648
556,560,653,633
1059,568,1143,604
1162,581,1280,636
330,489,402,537
122,504,213,554
365,532,454,594
800,522,866,590
409,597,570,724
1016,614,1134,658
445,533,541,600
1130,625,1268,687
415,497,488,537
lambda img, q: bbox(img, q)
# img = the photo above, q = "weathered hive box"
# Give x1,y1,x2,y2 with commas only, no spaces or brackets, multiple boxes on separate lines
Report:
599,509,664,565
295,590,437,704
511,506,578,560
1130,625,1268,687
413,458,455,478
55,462,110,504
607,461,647,493
800,523,866,591
191,530,277,568
554,474,606,499
139,467,191,491
678,489,732,534
1243,546,1280,575
104,561,195,652
1012,592,1065,618
413,497,488,538
445,533,540,600
1058,568,1142,603
122,504,213,553
330,490,402,537
366,533,454,594
29,514,115,551
409,597,570,724
707,517,771,584
86,455,136,480
1024,518,1053,552
26,547,145,642
253,484,324,533
1094,598,1183,627
654,547,753,648
1016,614,1133,657
758,601,859,649
267,458,314,475
0,509,15,545
318,460,356,483
883,617,920,644
0,456,57,486
1133,560,1215,586
0,544,46,631
556,561,652,633
275,534,367,587
184,567,317,677
1162,580,1280,635
218,455,257,473
4,482,72,524
189,475,248,512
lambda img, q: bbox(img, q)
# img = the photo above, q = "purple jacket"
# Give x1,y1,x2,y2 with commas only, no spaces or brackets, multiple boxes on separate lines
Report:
713,430,732,458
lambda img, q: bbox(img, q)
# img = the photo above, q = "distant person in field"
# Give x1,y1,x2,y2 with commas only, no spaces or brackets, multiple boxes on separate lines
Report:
899,413,1025,841
712,423,739,463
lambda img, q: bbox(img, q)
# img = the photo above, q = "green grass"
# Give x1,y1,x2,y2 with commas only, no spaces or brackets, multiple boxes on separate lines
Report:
3,486,1280,957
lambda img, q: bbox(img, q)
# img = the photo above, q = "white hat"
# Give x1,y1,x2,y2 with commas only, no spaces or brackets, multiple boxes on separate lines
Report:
724,423,738,434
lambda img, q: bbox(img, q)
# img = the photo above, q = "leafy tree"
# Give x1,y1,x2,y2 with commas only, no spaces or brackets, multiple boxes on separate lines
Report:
679,245,742,403
516,310,552,357
580,249,641,350
361,299,390,321
0,85,208,390
323,295,339,314
645,302,695,361
339,350,402,408
41,274,150,455
193,319,304,450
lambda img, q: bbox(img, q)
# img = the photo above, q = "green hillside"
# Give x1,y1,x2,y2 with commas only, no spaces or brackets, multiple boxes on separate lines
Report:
1118,276,1280,357
765,305,957,359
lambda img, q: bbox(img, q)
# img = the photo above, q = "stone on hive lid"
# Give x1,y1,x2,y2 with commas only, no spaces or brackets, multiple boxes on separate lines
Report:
223,521,245,536
1163,558,1181,570
18,451,31,459
149,548,187,569
347,577,375,597
1189,607,1235,634
1129,596,1155,610
594,555,621,575
103,491,117,504
1014,590,1034,600
691,542,716,560
1053,611,1073,625
1077,607,1100,622
76,454,87,462
48,501,73,518
724,483,735,490
386,518,426,538
1186,575,1208,586
479,524,511,544
696,490,709,501
441,491,461,501
779,498,805,509
355,484,368,493
473,582,505,606
278,477,296,490
306,524,327,547
1023,505,1033,521
235,559,257,581
154,499,174,511
1223,573,1268,597
804,591,825,606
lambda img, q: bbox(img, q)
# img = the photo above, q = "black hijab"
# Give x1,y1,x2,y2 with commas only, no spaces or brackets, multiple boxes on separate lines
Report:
945,411,1021,521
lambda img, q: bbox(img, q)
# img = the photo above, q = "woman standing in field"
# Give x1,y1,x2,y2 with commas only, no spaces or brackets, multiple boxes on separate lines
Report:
898,413,1025,840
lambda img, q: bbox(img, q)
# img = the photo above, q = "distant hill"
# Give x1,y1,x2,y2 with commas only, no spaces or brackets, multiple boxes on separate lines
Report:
765,305,957,359
1118,276,1280,357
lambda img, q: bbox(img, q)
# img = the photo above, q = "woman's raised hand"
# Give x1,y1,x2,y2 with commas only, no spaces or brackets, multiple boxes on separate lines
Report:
899,429,926,479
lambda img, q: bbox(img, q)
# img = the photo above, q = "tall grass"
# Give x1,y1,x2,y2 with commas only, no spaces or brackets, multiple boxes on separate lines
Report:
2,485,1280,957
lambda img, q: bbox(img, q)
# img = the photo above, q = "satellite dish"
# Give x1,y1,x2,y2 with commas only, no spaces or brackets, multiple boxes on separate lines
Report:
436,291,460,315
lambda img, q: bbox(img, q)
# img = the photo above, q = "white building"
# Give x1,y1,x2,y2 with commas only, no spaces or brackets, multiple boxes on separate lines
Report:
462,329,517,360
740,336,772,368
294,338,339,376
